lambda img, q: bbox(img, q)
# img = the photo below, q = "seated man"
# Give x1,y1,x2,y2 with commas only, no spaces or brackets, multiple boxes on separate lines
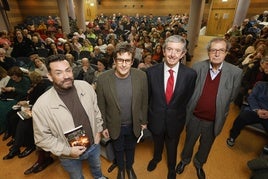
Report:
73,57,96,85
227,80,268,147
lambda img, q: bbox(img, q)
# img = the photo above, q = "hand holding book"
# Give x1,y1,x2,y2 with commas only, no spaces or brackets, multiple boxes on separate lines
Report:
64,125,90,148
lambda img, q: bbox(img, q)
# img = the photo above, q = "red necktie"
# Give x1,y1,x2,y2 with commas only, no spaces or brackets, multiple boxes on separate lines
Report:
166,69,174,104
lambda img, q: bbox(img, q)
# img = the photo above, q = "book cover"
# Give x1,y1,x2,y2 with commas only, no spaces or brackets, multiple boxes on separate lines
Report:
64,125,90,148
17,110,32,120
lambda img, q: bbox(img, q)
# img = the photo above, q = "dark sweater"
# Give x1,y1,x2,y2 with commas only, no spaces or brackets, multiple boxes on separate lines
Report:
193,72,221,121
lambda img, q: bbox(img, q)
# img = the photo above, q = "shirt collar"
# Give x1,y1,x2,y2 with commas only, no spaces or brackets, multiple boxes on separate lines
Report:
164,62,180,74
209,62,223,72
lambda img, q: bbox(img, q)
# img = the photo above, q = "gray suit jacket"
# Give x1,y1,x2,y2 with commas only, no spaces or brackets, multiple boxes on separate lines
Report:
96,68,148,139
186,60,243,136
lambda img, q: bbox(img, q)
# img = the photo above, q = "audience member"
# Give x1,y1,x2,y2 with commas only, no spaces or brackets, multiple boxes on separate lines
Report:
0,48,16,71
74,57,96,85
0,66,10,95
3,72,52,160
0,66,31,134
227,80,268,148
11,29,34,58
235,57,268,107
33,57,48,77
137,52,154,70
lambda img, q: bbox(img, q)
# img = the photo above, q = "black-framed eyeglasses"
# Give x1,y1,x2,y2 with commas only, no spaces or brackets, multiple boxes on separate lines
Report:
209,49,227,54
116,58,132,64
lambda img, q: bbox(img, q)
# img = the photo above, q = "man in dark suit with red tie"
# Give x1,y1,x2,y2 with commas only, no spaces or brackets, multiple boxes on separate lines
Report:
146,35,197,179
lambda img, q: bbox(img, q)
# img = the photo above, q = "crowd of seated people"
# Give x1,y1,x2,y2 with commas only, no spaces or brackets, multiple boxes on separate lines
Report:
223,12,268,108
223,11,268,157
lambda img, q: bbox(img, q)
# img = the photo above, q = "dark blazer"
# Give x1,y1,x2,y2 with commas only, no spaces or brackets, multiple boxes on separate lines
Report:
96,68,148,139
186,60,243,136
146,62,197,138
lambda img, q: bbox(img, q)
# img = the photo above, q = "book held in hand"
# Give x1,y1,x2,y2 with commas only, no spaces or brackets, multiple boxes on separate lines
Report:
17,110,32,120
64,125,90,148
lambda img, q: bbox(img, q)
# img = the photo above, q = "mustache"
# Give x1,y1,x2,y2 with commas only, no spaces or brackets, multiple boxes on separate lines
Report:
63,78,73,83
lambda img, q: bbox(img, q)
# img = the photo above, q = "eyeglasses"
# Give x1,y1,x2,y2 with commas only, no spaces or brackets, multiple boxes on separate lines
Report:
209,49,227,54
116,58,132,64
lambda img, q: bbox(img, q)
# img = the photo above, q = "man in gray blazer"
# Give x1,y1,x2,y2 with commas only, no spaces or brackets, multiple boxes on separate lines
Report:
96,42,148,179
176,37,243,179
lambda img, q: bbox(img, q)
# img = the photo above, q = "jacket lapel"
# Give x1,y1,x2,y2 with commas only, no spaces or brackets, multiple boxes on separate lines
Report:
107,71,121,110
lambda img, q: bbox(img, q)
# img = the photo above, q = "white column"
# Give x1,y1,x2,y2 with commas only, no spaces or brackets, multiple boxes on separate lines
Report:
68,0,76,20
74,0,86,30
188,0,205,57
233,0,250,26
57,0,71,34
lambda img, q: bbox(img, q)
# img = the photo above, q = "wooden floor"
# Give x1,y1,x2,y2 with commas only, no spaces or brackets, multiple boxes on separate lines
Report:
1,36,267,179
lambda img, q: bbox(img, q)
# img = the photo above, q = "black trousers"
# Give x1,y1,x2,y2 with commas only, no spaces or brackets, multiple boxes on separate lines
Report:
230,110,268,139
7,110,34,150
151,127,181,173
112,125,137,170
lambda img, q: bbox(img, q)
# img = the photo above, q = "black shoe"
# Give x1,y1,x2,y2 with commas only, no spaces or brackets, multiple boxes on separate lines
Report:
195,166,206,179
33,157,54,173
147,159,159,171
6,138,15,146
108,163,117,173
176,161,188,174
226,137,235,147
24,162,40,175
126,168,137,179
18,146,36,158
2,132,11,141
3,149,20,160
117,169,125,179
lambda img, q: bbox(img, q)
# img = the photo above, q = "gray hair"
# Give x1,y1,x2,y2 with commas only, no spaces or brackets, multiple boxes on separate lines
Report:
206,37,231,52
163,35,187,52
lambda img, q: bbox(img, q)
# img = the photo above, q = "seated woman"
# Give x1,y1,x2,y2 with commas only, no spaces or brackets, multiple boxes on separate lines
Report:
138,52,154,71
80,39,93,52
63,42,78,62
0,66,30,134
33,57,48,77
151,44,164,63
3,71,52,160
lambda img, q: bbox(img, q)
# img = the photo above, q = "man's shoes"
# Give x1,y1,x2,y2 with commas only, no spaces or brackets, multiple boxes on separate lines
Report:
126,168,137,179
2,132,11,141
6,138,15,146
33,157,54,173
117,169,125,179
147,159,159,171
3,149,20,160
195,166,206,179
176,161,188,174
24,162,40,175
226,137,235,147
24,157,54,175
18,146,36,158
